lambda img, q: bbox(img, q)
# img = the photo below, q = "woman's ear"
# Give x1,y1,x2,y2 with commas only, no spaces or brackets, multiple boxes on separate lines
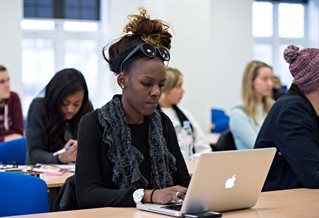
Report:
117,73,127,89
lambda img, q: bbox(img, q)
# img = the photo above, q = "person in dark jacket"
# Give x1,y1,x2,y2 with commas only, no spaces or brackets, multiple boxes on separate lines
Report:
26,68,93,164
0,65,23,142
75,8,190,209
255,45,319,191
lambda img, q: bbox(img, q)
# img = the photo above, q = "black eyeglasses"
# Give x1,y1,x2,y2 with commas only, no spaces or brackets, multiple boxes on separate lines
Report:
119,43,170,73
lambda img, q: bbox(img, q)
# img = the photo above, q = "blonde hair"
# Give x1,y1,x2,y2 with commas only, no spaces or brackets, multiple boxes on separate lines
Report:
241,60,273,124
163,67,182,94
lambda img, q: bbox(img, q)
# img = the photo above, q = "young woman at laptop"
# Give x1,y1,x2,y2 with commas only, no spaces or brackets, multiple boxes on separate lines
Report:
255,45,319,191
75,8,190,209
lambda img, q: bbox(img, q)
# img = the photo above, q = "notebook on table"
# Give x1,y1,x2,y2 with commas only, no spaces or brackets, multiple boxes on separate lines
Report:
137,148,276,217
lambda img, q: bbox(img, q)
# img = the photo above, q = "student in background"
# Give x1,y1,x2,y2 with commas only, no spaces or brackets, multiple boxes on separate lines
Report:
75,8,190,209
0,65,23,142
26,68,93,164
158,67,211,159
255,45,319,191
230,60,273,150
272,75,285,100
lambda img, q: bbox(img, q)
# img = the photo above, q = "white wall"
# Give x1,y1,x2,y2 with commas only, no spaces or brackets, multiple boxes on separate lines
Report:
0,0,23,96
105,0,253,132
0,0,254,133
170,0,252,132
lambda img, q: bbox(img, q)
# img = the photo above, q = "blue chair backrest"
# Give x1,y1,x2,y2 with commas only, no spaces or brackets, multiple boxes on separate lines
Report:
211,108,230,133
0,137,26,165
0,172,49,216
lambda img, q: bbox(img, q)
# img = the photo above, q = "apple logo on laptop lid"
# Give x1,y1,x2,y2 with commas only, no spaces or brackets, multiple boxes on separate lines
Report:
225,175,236,189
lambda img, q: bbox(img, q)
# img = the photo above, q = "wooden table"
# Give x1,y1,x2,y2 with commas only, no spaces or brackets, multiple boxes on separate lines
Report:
40,172,74,188
5,188,319,218
39,171,74,210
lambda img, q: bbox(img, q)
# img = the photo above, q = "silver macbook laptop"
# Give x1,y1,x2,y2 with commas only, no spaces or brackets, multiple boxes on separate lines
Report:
137,148,276,217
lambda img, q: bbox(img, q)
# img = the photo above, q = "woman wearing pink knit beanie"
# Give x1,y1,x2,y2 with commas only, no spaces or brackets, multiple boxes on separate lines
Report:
254,45,319,191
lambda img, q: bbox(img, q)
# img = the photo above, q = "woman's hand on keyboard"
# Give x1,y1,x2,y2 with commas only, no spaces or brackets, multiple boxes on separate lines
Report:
151,185,187,204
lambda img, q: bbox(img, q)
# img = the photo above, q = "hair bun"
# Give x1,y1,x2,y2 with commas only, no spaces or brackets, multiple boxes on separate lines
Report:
284,45,300,64
124,8,151,35
123,7,172,49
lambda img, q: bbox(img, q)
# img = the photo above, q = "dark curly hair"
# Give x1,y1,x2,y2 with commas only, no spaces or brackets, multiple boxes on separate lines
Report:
103,7,172,75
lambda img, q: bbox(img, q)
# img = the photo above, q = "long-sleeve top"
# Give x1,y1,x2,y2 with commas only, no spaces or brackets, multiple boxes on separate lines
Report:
230,104,267,150
0,91,23,142
26,98,77,164
255,93,319,191
160,106,212,155
75,110,191,209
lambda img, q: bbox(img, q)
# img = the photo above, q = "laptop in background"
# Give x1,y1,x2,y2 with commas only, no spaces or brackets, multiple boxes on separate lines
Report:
137,148,276,217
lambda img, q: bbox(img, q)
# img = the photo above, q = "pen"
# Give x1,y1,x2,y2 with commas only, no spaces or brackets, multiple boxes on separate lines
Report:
53,146,72,156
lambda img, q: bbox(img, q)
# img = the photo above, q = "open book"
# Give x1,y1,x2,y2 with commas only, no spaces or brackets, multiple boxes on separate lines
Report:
32,164,65,175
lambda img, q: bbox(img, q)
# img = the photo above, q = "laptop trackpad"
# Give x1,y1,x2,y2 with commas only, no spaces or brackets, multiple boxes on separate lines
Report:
162,201,206,214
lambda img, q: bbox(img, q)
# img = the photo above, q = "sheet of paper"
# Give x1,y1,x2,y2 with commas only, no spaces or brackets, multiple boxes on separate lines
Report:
53,163,75,172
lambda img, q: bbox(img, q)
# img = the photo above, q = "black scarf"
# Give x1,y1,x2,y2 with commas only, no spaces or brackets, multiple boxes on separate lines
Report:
97,95,176,190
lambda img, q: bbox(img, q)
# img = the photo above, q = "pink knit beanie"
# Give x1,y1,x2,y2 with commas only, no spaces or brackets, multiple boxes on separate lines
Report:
283,45,319,94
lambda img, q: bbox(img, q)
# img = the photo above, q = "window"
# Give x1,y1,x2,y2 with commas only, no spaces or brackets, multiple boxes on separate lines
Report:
24,0,53,19
252,1,308,86
252,2,273,37
21,19,105,115
64,39,99,102
278,3,304,38
253,44,273,65
64,0,100,20
21,39,55,113
24,0,100,20
21,1,110,116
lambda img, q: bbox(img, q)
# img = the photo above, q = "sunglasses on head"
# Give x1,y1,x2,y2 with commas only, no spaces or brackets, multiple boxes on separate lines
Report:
119,43,170,73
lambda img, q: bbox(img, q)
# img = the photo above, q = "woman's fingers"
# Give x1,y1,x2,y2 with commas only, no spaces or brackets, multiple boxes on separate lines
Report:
176,191,186,200
152,186,188,204
171,186,187,203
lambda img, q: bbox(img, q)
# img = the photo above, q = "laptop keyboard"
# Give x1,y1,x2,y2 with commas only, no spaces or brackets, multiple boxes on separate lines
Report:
162,204,183,211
